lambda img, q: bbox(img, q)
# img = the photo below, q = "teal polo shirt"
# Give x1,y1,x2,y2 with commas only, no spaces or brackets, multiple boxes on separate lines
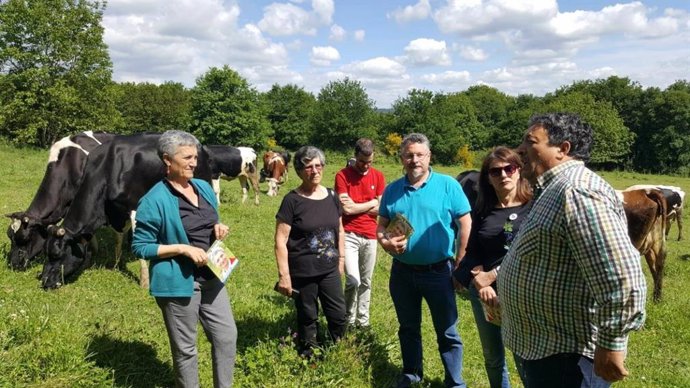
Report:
380,169,471,265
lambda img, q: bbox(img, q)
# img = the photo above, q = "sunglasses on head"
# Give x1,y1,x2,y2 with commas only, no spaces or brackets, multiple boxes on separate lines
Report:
488,164,518,177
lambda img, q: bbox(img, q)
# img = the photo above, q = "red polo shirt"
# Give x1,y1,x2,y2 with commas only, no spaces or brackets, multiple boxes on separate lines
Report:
334,165,386,239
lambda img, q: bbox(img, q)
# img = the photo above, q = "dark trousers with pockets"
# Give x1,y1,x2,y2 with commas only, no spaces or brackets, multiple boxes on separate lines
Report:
292,268,347,351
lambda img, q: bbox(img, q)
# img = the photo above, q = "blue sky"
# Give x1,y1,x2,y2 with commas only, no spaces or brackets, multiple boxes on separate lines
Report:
103,0,690,107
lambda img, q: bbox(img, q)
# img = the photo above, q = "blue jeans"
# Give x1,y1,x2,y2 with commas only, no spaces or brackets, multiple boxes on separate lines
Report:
514,353,611,388
469,285,510,388
389,260,466,388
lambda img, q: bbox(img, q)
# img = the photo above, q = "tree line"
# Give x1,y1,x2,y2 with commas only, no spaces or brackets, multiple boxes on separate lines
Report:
1,0,689,174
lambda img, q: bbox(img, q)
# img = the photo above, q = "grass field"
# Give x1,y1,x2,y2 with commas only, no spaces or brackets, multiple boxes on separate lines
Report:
1,142,689,387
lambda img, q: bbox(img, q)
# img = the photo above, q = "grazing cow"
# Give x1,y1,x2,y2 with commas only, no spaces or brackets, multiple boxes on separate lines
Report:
206,145,261,205
6,131,115,270
617,188,668,301
261,150,290,196
40,133,214,289
624,184,684,241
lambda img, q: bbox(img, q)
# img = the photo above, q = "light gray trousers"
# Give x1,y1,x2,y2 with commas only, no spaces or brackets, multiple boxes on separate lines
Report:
156,278,237,388
344,232,378,326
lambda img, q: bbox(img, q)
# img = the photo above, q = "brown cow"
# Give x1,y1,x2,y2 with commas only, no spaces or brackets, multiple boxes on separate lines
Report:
618,188,668,301
262,151,290,196
625,184,684,241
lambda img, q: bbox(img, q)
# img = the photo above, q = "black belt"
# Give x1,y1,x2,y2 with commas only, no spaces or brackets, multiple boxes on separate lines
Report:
395,259,449,272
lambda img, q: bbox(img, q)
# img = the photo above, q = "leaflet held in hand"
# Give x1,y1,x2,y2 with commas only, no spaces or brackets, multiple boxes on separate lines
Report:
206,240,239,282
385,213,414,239
481,300,502,326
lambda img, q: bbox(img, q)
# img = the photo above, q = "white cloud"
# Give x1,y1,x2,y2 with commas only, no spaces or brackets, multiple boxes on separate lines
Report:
549,3,679,40
457,45,488,61
329,24,346,41
433,0,557,36
257,0,334,36
258,3,314,36
433,0,689,61
420,70,471,84
353,29,366,41
242,65,304,91
312,0,335,24
389,0,431,23
103,1,288,86
342,57,407,78
310,46,341,66
403,38,451,66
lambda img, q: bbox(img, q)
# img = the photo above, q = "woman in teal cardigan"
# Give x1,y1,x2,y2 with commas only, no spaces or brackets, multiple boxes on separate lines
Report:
132,130,237,388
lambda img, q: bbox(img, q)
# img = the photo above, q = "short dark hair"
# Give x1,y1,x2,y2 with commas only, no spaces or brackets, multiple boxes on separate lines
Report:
354,138,374,156
528,113,593,162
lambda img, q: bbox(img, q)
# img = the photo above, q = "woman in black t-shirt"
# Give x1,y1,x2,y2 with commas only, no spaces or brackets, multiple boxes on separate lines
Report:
454,146,533,388
274,145,347,358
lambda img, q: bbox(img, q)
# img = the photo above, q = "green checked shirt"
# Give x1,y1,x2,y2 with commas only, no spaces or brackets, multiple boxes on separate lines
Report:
498,160,647,360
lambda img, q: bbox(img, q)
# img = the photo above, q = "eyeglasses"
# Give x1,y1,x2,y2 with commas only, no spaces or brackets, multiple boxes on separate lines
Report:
402,152,429,161
302,163,324,172
488,164,518,177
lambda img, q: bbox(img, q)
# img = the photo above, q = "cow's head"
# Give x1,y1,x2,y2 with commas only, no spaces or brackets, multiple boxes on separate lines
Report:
5,212,48,270
266,178,280,196
40,225,92,289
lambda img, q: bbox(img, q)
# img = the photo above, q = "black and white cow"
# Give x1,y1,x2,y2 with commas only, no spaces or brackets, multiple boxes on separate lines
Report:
6,131,114,270
40,133,214,289
206,145,261,205
624,184,685,241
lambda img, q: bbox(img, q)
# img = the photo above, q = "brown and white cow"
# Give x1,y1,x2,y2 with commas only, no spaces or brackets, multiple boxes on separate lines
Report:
617,188,668,301
624,184,684,241
261,150,290,196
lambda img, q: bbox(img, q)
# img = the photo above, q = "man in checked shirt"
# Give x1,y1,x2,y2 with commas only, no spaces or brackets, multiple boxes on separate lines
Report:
498,113,647,388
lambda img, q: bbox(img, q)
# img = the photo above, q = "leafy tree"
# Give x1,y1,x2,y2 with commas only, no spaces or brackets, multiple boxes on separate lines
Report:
497,94,544,148
189,66,271,148
543,91,634,168
263,84,315,150
463,85,515,148
391,89,482,164
647,86,690,174
114,81,192,134
0,0,117,147
311,78,376,150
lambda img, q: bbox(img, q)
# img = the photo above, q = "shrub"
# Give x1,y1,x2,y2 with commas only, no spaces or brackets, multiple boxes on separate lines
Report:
384,133,402,156
455,144,474,169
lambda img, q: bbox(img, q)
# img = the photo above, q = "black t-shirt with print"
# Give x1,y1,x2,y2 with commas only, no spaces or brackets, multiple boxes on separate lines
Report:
276,189,342,278
454,202,532,288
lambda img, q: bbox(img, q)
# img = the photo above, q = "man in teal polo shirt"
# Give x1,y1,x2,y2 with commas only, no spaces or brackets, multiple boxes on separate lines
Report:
377,133,472,388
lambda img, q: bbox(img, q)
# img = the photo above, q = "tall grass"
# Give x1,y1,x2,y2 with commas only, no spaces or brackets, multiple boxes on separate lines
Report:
1,143,689,387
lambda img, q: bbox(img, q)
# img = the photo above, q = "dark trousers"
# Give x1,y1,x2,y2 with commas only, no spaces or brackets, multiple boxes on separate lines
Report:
514,353,611,388
292,269,347,350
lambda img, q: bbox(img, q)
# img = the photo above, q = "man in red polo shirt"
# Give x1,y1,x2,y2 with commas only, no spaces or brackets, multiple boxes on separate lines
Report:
335,138,386,328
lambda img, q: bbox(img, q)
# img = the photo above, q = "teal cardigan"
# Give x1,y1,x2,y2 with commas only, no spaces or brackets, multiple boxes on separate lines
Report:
132,178,218,297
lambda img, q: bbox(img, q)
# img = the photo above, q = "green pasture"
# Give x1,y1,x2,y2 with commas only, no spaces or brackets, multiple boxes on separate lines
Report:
1,142,689,387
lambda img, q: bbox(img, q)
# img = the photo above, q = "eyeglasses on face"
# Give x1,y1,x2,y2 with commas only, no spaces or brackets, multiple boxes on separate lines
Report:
488,164,518,177
302,163,324,172
402,152,429,161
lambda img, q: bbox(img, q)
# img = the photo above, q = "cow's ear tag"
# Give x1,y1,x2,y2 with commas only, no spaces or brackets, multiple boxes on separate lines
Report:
10,218,21,233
